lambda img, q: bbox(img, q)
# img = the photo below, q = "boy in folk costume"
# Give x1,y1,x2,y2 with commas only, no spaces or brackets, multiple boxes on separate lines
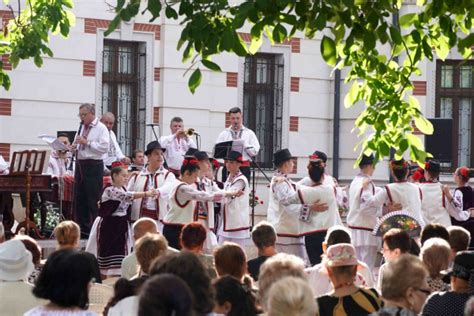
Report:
267,149,328,260
361,158,424,230
217,151,251,247
420,160,470,227
193,150,221,253
127,141,176,232
346,154,382,270
86,162,157,277
163,157,242,249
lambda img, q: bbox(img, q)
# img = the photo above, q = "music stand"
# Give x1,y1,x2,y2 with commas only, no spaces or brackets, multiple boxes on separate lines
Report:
213,141,234,159
10,150,47,238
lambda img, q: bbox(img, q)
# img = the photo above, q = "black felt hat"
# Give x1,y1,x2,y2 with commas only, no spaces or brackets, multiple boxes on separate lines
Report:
193,151,210,161
273,149,296,166
185,148,198,156
359,154,375,167
144,141,165,155
312,150,328,163
224,151,243,162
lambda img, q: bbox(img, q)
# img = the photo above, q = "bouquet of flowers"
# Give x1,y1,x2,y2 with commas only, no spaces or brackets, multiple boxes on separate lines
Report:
372,210,422,237
33,203,60,232
249,190,264,208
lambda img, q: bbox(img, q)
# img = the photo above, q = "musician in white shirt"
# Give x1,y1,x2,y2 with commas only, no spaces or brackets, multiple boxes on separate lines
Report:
72,103,109,237
46,134,73,177
215,107,260,181
101,112,130,169
160,117,197,177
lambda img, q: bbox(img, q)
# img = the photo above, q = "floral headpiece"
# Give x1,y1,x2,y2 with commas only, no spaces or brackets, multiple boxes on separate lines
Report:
111,161,127,169
459,167,469,178
424,161,430,170
309,154,319,161
390,160,408,170
183,158,199,166
412,168,424,181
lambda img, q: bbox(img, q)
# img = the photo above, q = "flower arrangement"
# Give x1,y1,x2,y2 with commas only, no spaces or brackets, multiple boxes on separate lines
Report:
33,204,60,232
249,190,264,208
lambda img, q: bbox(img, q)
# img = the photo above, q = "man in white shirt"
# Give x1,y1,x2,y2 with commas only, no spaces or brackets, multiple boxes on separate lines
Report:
215,107,260,182
101,112,130,169
129,149,145,172
160,117,197,177
72,103,109,237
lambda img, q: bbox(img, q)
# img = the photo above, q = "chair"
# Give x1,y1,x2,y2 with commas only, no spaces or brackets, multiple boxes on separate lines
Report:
88,282,114,314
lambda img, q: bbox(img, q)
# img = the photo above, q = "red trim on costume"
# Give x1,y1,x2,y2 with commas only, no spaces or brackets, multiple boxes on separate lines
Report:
174,183,191,208
277,232,303,238
385,185,393,203
348,225,373,232
442,191,446,208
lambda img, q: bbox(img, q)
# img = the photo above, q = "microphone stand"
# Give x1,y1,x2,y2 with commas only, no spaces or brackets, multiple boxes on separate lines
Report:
247,154,271,228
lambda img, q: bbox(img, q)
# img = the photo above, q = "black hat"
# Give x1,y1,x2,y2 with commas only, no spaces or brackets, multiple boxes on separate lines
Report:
144,141,166,156
359,154,375,167
425,159,440,173
185,148,198,156
224,151,243,162
273,149,296,166
194,151,210,161
444,251,474,283
312,150,328,163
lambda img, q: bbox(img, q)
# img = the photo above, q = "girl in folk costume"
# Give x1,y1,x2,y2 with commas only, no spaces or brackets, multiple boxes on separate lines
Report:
450,166,474,248
419,160,470,227
162,156,241,250
346,154,383,270
298,158,343,265
267,149,328,261
217,151,251,247
193,150,221,253
298,150,348,208
361,158,425,231
85,162,157,277
127,141,176,232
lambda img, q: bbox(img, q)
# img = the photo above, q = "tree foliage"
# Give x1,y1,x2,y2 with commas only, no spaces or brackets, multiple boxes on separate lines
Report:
1,0,474,165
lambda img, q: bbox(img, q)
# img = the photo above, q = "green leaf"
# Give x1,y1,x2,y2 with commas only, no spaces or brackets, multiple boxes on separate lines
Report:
117,0,126,10
344,81,360,108
220,29,234,51
379,140,390,156
62,0,74,9
272,23,287,43
249,35,263,54
406,133,424,150
399,138,409,153
105,15,121,36
321,35,337,67
34,55,43,67
165,6,178,19
459,33,474,50
147,0,162,21
414,116,434,135
201,59,221,72
363,31,376,50
389,26,402,45
188,68,202,94
399,13,417,28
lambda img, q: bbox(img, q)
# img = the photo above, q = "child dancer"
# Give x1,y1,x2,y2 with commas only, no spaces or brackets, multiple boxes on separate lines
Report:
86,162,157,277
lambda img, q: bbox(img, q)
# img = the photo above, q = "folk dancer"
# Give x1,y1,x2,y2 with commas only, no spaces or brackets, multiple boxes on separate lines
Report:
162,157,241,249
127,141,176,232
85,162,157,277
346,154,382,270
217,151,251,248
419,160,470,227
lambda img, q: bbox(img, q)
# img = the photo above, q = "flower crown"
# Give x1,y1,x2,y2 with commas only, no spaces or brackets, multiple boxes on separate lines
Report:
111,161,127,169
183,158,199,166
412,168,424,181
390,160,408,170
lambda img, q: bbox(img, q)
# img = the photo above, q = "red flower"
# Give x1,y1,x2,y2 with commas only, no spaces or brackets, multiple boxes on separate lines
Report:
260,201,264,204
460,167,469,178
425,162,430,170
412,170,423,181
111,161,127,169
183,158,199,166
309,154,319,160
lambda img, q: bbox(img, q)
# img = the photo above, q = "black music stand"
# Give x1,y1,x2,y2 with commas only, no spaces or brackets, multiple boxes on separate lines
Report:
213,141,233,159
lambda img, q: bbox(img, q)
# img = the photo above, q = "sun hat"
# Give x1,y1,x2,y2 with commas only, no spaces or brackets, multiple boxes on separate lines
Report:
323,243,359,268
0,239,34,281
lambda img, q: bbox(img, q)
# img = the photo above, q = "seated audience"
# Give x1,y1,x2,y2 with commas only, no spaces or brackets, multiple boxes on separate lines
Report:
105,277,147,316
121,218,178,280
305,225,374,296
372,254,430,316
54,220,102,283
447,226,471,262
420,237,451,292
15,235,42,284
0,240,41,315
258,253,306,311
180,222,217,278
377,228,418,292
422,251,474,315
214,242,251,285
316,243,382,316
26,249,99,315
150,252,214,315
138,274,194,316
134,233,168,277
420,223,450,246
267,276,318,316
247,221,277,281
213,275,258,316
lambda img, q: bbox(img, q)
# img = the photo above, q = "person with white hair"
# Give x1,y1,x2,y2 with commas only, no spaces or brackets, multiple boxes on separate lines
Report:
0,239,43,315
101,112,131,169
267,276,318,316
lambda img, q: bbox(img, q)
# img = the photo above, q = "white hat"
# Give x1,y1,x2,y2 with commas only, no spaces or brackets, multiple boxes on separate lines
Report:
0,239,34,281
